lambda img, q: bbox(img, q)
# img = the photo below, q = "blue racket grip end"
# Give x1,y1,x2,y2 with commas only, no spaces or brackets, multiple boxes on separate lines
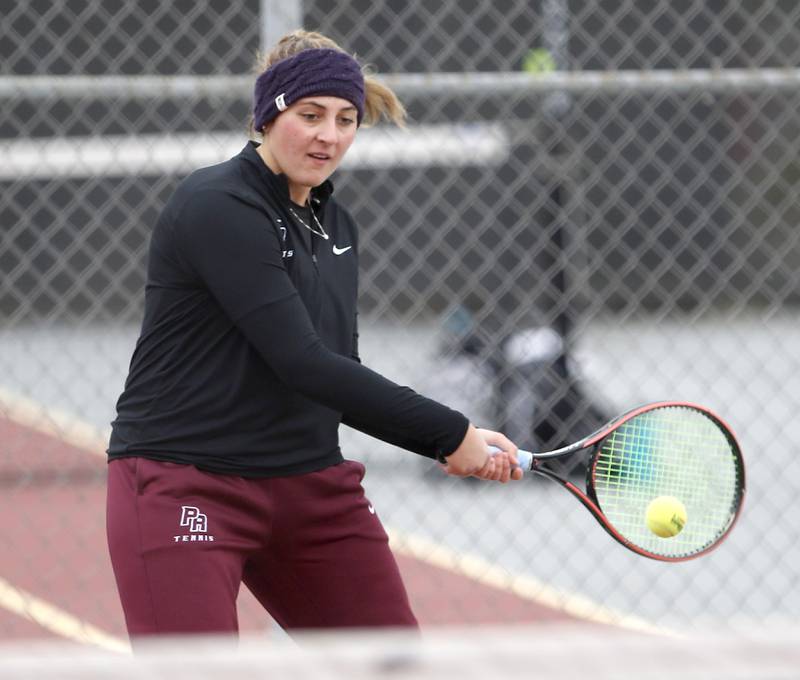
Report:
489,446,533,471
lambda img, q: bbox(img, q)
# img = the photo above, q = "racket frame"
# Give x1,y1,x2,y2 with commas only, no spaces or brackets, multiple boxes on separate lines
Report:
516,400,745,562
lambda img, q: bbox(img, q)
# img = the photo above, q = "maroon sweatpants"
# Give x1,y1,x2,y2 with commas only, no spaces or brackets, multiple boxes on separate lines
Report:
106,457,418,638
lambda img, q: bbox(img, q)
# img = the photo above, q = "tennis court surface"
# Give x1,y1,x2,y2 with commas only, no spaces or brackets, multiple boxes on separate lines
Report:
0,409,602,651
1,313,798,648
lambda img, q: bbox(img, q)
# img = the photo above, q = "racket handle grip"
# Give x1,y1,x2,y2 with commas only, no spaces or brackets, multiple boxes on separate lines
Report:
489,445,533,471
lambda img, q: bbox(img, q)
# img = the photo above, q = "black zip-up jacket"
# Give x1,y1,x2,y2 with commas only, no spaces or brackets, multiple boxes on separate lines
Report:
108,141,469,476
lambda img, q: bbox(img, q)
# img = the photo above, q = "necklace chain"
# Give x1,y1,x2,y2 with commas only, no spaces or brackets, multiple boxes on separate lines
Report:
288,202,329,240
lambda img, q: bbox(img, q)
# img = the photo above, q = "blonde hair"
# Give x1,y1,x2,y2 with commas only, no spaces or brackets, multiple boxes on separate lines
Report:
250,29,406,135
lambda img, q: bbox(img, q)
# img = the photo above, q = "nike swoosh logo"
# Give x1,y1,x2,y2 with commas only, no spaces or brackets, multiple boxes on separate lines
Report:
332,245,352,255
367,504,376,514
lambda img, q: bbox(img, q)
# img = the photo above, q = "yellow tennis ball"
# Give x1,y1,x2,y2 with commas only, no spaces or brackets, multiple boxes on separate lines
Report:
645,496,687,538
522,48,557,74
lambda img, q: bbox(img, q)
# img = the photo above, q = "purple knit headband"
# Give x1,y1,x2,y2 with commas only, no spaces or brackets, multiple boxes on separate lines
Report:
253,48,365,132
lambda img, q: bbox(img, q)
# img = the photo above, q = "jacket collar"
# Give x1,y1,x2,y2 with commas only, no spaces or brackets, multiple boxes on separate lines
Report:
240,140,334,210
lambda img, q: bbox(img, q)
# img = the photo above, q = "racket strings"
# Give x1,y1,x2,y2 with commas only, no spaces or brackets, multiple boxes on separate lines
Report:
591,406,742,559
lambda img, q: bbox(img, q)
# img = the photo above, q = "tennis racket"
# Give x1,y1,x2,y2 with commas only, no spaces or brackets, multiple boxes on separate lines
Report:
494,401,745,561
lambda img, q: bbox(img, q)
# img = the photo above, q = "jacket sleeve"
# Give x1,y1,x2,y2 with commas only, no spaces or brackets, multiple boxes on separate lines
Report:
174,188,469,459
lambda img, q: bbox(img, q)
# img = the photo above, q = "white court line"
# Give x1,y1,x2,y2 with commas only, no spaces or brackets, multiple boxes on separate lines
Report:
0,576,129,653
0,386,108,457
0,387,124,648
0,386,675,641
387,528,679,636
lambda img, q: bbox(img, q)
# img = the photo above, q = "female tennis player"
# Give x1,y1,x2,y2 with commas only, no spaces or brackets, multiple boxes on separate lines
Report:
106,30,522,640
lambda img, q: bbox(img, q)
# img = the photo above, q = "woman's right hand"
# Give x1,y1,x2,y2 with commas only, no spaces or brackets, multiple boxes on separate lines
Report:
441,424,521,483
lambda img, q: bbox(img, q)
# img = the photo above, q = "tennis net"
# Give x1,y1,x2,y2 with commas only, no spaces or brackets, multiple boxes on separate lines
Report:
0,623,798,680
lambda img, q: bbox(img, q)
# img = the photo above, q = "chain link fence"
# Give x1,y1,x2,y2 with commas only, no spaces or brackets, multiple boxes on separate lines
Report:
1,0,799,642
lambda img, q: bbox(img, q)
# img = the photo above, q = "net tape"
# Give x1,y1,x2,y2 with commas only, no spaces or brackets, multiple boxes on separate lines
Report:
0,625,798,680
